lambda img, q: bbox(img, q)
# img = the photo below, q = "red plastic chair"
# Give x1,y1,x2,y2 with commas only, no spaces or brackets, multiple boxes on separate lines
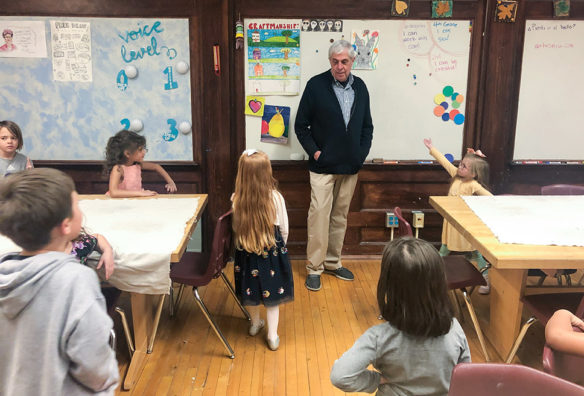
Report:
449,363,584,395
505,294,584,363
394,207,490,361
541,184,584,195
169,210,250,359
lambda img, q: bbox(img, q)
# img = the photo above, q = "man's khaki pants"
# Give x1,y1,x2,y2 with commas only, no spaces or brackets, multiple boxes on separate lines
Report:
306,171,358,275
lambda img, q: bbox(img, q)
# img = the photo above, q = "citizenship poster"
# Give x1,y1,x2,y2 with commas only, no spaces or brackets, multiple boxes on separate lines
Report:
50,20,92,82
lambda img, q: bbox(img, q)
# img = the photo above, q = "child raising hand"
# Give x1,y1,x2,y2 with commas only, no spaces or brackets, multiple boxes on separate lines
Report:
104,130,177,197
423,138,492,293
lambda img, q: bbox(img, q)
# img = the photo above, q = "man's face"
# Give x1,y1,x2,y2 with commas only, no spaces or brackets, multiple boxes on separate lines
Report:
329,49,354,82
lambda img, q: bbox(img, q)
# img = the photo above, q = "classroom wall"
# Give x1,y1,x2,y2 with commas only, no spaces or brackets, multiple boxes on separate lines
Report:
6,0,584,256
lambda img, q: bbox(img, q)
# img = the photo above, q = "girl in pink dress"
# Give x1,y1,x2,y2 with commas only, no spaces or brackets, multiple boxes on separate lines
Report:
104,130,177,197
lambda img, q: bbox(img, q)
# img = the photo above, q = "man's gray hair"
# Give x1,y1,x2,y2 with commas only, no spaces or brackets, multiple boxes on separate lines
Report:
328,40,356,60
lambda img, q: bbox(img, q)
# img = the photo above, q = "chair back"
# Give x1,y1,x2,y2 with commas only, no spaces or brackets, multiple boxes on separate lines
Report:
541,184,584,195
393,207,413,237
449,363,584,396
208,210,233,280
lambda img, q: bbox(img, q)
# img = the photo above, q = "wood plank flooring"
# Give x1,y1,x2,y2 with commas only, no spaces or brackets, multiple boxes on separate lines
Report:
114,259,559,395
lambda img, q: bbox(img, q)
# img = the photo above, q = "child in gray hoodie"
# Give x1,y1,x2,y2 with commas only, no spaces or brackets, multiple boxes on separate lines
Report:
0,168,119,395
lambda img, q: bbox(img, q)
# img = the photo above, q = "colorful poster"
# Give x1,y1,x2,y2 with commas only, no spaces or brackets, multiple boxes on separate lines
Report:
245,95,265,116
261,105,289,144
351,30,380,70
50,20,92,82
247,20,300,95
0,20,47,58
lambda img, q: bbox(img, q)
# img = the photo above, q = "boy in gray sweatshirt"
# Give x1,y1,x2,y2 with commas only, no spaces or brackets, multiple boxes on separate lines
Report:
0,168,119,395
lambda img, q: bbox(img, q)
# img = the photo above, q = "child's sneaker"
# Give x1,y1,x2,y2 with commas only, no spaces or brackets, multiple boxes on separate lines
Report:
478,273,490,295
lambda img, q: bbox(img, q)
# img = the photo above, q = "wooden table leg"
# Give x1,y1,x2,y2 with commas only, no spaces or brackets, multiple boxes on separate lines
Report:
486,268,527,360
123,293,157,390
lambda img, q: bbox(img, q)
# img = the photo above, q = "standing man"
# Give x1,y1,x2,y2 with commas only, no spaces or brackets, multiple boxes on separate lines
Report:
294,40,373,291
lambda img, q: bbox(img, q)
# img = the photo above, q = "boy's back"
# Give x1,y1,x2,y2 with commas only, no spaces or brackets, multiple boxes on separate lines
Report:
0,251,119,395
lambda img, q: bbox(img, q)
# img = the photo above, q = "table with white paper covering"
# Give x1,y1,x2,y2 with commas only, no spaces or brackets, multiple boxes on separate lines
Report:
429,195,584,361
462,195,584,247
0,194,208,390
79,197,200,294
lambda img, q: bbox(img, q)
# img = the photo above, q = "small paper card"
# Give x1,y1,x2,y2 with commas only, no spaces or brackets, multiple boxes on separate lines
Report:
391,0,410,17
245,95,265,116
432,0,453,18
554,0,570,17
495,0,518,23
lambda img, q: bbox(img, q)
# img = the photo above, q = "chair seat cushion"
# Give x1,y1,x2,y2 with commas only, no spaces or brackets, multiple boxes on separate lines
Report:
170,251,213,286
443,255,486,290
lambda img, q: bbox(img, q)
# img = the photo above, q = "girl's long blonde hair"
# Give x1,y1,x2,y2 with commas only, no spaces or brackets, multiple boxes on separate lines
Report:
232,150,277,254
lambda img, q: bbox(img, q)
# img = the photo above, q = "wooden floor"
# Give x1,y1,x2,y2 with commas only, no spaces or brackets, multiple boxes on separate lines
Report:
113,259,556,395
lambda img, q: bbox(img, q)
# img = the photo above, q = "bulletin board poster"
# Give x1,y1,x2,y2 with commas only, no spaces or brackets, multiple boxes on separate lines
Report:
0,20,47,58
247,19,301,95
0,17,192,161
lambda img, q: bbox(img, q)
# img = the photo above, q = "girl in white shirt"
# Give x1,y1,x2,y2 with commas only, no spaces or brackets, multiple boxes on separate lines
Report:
232,149,293,351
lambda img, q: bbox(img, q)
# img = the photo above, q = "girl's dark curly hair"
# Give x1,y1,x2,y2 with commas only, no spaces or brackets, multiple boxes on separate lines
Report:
103,129,146,176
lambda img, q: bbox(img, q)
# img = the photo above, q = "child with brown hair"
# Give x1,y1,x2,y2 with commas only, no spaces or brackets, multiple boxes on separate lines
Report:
232,149,294,351
0,168,118,395
423,138,493,293
0,120,33,177
330,237,470,394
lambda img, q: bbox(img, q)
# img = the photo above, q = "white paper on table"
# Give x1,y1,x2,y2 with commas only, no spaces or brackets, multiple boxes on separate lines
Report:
462,195,584,247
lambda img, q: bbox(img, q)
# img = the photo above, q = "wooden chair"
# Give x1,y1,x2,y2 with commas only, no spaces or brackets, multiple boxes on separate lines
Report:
505,294,584,363
449,363,584,396
169,210,250,359
393,207,490,361
543,327,584,386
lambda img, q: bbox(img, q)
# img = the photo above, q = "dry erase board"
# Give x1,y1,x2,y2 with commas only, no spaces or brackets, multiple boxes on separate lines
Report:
243,18,472,161
514,20,583,161
0,17,192,161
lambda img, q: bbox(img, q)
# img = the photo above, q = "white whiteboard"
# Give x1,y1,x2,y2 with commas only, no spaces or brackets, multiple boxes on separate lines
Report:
514,20,584,160
244,18,472,161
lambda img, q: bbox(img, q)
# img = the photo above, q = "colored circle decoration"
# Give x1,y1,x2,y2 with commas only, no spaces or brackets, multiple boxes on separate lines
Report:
443,85,454,96
453,114,465,125
444,153,454,162
434,93,446,105
433,106,445,116
432,86,465,126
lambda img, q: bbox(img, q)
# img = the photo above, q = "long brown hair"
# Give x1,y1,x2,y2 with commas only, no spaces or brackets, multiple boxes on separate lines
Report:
232,150,278,254
377,237,454,337
454,153,490,190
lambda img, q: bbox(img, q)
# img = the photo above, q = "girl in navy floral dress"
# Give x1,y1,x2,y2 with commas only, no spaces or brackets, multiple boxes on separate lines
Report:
232,149,294,351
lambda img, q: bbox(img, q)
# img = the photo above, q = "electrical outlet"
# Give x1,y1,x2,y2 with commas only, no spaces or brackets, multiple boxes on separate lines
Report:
386,212,399,228
412,210,424,228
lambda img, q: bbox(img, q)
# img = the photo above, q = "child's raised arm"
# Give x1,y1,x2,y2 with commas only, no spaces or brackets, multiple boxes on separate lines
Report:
108,165,157,198
94,233,114,280
423,138,433,150
141,161,177,193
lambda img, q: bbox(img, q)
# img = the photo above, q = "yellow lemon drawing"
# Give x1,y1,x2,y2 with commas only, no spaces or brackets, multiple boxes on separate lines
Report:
268,108,285,138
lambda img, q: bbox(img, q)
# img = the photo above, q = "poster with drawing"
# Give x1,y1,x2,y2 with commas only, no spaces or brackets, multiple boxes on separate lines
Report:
50,20,92,82
0,20,47,58
351,29,379,69
247,19,300,95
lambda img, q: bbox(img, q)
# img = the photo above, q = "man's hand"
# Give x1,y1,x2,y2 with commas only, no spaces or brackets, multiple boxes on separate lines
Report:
314,151,321,160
